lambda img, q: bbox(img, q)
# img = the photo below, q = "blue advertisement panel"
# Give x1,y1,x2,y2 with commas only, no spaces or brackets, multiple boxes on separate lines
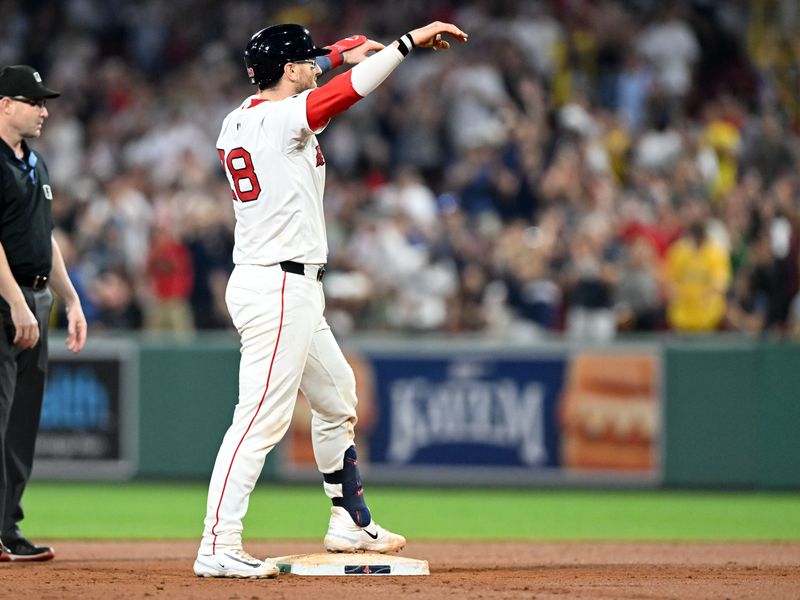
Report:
38,361,121,460
33,340,138,480
368,356,566,468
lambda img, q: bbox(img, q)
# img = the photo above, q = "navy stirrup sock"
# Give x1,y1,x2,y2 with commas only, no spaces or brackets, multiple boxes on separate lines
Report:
323,446,372,526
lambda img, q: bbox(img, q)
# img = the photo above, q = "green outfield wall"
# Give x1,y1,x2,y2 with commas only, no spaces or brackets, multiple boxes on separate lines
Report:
40,334,800,488
136,336,280,479
664,341,800,489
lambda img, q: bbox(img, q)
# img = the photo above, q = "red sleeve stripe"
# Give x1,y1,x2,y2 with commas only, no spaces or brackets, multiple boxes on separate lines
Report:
306,71,363,131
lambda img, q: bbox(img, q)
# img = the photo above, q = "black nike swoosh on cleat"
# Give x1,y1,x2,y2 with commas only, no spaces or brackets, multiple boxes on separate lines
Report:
363,529,379,540
224,553,261,568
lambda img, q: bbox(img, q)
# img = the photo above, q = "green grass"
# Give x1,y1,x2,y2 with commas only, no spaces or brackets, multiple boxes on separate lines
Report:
19,482,800,541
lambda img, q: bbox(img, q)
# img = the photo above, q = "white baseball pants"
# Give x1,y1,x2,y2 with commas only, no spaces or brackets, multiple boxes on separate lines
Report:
199,263,358,554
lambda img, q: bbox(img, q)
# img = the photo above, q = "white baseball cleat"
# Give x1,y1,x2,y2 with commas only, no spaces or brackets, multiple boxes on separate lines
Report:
193,548,280,578
324,506,406,553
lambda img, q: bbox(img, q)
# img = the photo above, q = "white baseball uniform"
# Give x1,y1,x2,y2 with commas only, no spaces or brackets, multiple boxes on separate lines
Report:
199,44,407,554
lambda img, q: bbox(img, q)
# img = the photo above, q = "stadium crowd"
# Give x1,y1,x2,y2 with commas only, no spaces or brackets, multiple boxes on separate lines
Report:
3,0,800,339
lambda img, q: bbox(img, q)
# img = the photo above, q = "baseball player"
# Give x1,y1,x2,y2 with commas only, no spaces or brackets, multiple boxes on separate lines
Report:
194,21,468,578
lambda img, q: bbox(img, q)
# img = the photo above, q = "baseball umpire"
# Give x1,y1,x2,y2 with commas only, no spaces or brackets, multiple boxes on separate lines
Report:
0,65,87,561
194,22,467,578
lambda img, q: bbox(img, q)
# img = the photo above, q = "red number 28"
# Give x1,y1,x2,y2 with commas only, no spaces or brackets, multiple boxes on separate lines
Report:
217,147,261,202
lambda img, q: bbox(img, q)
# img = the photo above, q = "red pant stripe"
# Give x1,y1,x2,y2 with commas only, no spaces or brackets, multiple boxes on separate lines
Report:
210,272,287,553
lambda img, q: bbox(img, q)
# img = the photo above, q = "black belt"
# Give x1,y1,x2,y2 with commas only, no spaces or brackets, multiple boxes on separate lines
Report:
14,274,49,291
280,261,326,282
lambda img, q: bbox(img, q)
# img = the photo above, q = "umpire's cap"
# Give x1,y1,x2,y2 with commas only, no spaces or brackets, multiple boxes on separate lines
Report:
0,65,60,99
245,24,330,88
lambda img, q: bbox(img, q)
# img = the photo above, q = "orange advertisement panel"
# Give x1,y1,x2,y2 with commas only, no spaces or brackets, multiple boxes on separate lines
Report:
559,352,659,472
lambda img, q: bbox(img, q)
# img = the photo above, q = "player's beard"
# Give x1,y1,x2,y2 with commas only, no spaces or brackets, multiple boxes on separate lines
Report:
295,74,318,94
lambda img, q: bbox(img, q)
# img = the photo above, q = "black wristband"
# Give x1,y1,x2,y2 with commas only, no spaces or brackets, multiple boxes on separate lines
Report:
397,33,415,56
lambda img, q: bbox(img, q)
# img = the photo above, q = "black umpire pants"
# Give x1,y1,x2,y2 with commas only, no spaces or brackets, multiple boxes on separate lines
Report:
0,286,52,539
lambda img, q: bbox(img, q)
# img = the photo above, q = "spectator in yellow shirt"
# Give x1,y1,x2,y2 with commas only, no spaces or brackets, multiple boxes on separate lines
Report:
664,217,731,332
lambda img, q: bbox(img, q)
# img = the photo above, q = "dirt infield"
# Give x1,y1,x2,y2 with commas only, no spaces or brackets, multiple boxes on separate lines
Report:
1,541,799,599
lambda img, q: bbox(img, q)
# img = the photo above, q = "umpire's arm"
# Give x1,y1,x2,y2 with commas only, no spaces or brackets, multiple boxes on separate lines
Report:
49,234,87,353
0,241,39,349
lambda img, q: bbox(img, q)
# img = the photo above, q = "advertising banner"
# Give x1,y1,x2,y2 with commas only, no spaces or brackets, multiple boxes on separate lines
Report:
369,356,564,468
33,339,138,480
282,343,661,485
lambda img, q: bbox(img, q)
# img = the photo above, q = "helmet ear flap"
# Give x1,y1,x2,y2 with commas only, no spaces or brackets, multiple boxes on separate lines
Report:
244,59,285,88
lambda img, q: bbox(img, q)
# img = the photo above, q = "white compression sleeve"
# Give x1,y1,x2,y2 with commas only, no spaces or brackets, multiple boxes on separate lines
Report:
349,45,405,97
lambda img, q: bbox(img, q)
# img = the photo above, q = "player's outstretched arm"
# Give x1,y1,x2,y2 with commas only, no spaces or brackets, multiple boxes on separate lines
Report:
307,21,467,130
402,21,468,51
317,36,385,74
343,39,385,65
348,20,467,96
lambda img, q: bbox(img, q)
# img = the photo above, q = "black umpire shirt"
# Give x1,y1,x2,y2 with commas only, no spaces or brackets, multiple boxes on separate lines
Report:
0,138,53,279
